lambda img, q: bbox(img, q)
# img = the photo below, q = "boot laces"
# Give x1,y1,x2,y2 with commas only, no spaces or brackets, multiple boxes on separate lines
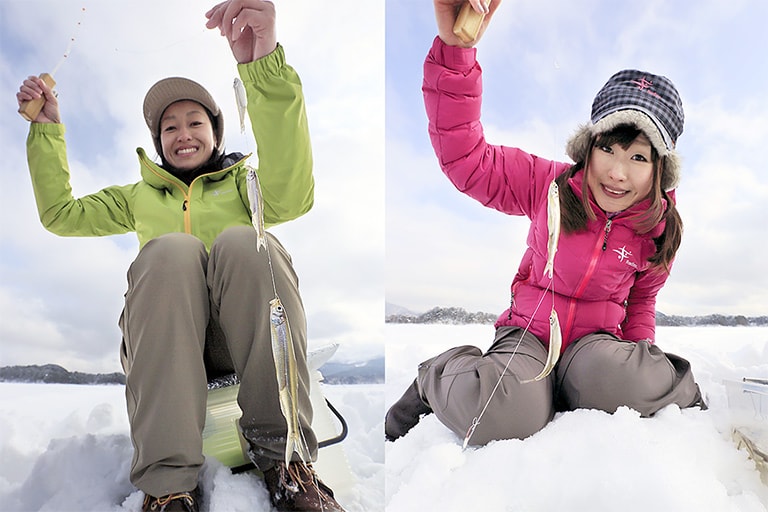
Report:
142,490,197,511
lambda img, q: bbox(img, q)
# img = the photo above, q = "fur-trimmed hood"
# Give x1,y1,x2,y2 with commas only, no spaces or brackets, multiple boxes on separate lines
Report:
565,116,682,191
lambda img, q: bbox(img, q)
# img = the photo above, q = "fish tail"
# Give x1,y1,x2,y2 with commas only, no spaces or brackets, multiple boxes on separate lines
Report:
284,425,309,466
256,233,267,251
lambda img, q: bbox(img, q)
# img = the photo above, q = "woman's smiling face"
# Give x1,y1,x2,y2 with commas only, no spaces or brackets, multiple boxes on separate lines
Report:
586,133,655,214
159,100,216,171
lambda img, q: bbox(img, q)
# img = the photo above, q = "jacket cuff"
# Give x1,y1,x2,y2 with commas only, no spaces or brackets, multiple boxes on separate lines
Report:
237,43,286,82
29,122,65,136
429,36,477,73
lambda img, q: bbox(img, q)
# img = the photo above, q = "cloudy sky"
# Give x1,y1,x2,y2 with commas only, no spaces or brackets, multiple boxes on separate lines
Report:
0,0,383,372
2,1,767,374
386,0,768,319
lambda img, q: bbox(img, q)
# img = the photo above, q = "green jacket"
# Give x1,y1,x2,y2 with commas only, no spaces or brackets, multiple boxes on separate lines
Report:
26,45,313,251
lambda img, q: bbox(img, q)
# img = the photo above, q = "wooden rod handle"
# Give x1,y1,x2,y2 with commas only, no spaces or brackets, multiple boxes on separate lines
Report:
453,2,486,44
19,73,56,122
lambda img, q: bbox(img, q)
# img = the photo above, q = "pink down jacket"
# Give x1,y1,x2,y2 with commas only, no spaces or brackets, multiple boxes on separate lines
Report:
422,37,673,351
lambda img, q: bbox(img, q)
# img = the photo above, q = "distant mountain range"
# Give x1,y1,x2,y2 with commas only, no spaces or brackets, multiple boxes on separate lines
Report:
318,357,384,384
654,312,768,327
0,358,385,386
0,364,125,385
386,306,497,325
3,306,764,386
386,303,768,327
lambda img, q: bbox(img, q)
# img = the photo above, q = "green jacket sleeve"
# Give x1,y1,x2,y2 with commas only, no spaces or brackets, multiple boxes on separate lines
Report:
26,123,135,237
238,43,314,225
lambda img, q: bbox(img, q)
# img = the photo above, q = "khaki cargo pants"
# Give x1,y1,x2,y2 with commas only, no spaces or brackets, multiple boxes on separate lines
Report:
417,326,702,446
119,227,316,498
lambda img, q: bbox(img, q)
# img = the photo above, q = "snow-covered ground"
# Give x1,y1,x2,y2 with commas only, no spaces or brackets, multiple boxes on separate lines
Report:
1,325,766,511
0,381,384,511
386,324,768,512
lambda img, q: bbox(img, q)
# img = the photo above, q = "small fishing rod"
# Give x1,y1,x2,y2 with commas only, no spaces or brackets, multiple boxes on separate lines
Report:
18,7,86,121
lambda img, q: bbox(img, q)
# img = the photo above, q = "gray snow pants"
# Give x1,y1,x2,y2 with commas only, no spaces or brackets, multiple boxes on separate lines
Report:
417,326,701,446
119,227,315,497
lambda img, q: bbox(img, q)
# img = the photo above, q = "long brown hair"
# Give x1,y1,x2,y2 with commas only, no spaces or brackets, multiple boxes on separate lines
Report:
555,124,682,272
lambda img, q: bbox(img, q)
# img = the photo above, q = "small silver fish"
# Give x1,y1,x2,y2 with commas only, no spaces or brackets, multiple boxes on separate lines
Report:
245,166,267,251
234,77,247,134
522,308,562,383
543,180,561,279
269,296,310,466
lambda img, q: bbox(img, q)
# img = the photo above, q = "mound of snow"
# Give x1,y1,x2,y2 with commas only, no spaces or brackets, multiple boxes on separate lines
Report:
385,324,768,511
0,382,383,511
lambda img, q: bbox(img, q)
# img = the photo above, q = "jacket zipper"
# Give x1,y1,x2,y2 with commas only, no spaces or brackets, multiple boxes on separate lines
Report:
562,219,612,341
182,181,197,234
181,199,190,233
178,158,251,234
601,218,613,251
142,154,250,236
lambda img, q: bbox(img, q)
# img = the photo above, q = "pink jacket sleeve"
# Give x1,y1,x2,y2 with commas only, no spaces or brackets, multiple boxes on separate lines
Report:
422,36,562,218
621,264,672,342
622,191,677,342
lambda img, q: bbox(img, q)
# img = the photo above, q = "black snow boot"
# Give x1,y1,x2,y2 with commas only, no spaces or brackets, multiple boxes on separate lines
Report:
385,379,432,441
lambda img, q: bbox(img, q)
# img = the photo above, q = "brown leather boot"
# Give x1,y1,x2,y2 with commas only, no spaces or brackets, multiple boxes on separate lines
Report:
142,487,200,512
263,461,345,511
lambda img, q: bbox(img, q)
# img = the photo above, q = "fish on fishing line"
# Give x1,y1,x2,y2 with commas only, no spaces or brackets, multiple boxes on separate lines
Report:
248,164,308,465
461,176,563,447
245,166,267,251
542,179,561,279
234,77,247,134
269,296,311,466
521,308,562,383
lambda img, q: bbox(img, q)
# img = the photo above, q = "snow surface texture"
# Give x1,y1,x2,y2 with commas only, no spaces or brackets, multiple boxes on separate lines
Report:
386,325,768,512
0,383,383,511
1,325,766,511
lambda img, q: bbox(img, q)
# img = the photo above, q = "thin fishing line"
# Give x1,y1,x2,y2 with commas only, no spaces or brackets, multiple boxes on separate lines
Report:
549,159,558,306
464,279,552,447
265,240,278,298
256,177,315,473
111,28,209,56
51,7,86,76
465,41,564,448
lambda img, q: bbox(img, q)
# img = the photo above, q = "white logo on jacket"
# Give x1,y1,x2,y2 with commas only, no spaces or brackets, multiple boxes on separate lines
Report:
211,188,235,197
613,246,638,269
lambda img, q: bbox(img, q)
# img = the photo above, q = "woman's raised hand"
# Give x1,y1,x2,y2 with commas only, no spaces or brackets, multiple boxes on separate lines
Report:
433,0,502,48
206,0,277,63
16,75,61,123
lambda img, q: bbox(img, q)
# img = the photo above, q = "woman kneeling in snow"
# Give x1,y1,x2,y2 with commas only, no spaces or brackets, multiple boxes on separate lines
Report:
386,0,706,446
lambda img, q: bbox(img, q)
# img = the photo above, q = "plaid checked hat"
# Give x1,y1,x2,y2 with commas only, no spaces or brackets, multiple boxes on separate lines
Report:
566,69,684,190
143,77,224,157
